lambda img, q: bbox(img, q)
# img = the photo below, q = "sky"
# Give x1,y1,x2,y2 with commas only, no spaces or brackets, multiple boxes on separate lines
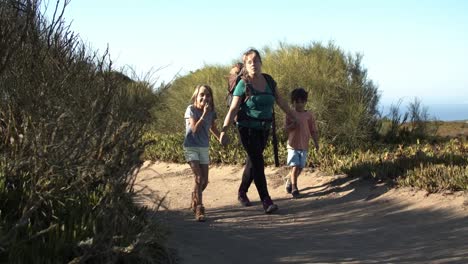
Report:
43,0,467,110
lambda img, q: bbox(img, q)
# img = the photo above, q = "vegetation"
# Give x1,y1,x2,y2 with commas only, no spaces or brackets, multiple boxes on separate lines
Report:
0,1,174,263
152,43,379,149
144,130,467,193
146,45,467,194
0,0,466,263
379,98,440,144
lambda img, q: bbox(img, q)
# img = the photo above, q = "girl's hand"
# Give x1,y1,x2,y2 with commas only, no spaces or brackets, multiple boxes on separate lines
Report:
203,101,211,113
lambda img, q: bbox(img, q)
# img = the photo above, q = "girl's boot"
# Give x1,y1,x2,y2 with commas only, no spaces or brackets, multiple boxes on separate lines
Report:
190,192,197,212
195,204,206,222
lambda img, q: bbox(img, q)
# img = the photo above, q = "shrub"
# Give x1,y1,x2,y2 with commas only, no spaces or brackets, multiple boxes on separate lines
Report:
151,43,380,149
0,1,173,263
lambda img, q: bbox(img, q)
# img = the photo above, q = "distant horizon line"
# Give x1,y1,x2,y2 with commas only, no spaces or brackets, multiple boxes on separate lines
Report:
378,103,467,122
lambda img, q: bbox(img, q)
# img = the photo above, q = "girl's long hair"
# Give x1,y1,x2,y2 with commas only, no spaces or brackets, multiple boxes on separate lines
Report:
191,84,215,110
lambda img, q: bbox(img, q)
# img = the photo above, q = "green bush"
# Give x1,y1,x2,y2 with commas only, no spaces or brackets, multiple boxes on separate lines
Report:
152,42,380,149
0,1,174,263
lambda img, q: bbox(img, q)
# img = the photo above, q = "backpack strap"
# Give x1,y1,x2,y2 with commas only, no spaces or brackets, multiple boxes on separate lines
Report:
262,73,277,98
262,73,280,167
239,73,276,102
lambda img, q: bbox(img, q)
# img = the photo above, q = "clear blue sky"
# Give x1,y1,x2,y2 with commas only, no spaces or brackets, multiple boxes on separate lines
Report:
44,0,467,106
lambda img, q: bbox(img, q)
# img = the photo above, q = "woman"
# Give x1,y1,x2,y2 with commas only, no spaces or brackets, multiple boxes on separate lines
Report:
220,48,297,214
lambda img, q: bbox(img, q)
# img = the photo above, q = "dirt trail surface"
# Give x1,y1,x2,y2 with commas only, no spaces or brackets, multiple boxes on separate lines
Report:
135,161,468,264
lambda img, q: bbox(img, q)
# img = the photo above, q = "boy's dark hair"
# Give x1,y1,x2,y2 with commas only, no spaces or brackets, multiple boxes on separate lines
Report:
291,88,308,103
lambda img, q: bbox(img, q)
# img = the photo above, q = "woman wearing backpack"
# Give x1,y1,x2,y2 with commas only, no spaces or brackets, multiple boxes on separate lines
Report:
220,48,297,214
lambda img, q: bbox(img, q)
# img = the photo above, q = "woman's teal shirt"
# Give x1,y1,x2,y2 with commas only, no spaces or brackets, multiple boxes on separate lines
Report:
233,79,275,129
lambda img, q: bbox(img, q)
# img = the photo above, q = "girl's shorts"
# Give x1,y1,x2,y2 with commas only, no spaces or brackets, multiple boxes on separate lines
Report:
287,149,308,168
184,147,209,165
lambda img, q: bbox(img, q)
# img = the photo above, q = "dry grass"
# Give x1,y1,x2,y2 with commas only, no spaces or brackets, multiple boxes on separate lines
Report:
435,121,468,138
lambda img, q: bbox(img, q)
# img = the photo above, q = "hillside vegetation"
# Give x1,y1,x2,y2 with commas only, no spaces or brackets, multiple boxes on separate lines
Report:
147,45,467,193
0,1,174,263
0,1,466,263
153,43,379,149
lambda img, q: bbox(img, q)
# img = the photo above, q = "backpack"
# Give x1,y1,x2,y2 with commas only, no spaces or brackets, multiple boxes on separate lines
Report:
226,63,244,108
226,63,280,167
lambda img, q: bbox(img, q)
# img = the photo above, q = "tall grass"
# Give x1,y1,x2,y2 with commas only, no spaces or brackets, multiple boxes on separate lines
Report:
151,43,380,149
263,43,380,148
144,42,468,193
0,0,174,263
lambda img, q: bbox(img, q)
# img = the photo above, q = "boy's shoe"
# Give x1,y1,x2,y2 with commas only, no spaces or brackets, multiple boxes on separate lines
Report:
262,196,278,214
291,189,300,199
238,191,252,207
195,205,206,222
285,178,292,194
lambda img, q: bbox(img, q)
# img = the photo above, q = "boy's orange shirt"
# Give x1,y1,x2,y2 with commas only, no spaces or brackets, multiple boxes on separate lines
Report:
285,110,318,151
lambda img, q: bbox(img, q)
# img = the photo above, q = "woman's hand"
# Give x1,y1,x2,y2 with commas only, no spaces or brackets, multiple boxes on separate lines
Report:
289,114,299,128
285,121,297,130
220,132,229,146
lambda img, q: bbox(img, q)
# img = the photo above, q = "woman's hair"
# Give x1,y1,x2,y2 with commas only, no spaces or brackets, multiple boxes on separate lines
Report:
242,48,262,64
241,48,262,81
191,84,215,110
291,88,308,103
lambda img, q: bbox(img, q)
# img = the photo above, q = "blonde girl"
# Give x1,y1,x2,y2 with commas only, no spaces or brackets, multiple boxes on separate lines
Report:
183,84,223,221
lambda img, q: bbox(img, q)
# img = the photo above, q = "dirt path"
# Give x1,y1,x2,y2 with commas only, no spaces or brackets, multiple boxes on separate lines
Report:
135,161,468,264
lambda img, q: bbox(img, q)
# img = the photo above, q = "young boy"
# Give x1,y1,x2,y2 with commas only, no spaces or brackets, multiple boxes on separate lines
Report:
284,88,319,198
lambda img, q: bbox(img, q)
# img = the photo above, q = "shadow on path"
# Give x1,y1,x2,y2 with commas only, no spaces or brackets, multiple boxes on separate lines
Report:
151,178,468,264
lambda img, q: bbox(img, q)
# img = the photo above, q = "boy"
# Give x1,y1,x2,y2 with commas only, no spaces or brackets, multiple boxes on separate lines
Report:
284,88,319,198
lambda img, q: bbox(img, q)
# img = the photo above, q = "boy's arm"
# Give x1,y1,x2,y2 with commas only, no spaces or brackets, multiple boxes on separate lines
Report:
284,114,296,131
308,113,319,151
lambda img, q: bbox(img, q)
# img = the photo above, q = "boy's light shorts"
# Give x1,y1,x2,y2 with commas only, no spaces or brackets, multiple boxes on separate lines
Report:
287,149,308,168
184,147,209,165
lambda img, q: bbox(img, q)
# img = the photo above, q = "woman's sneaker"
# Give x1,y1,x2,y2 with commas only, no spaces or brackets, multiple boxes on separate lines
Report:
238,191,252,207
262,196,278,214
285,178,292,194
291,188,300,199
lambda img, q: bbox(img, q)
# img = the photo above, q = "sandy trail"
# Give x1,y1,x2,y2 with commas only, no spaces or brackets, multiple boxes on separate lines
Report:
135,161,468,264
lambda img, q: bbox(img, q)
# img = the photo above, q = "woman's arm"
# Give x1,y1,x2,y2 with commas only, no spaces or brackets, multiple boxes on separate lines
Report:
219,95,242,145
284,114,296,131
222,95,241,129
274,90,297,123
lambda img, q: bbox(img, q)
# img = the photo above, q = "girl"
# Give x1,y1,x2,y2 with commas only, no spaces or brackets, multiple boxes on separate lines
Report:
183,84,223,222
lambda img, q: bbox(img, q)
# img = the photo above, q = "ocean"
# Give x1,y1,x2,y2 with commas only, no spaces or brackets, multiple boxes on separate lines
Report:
380,103,468,122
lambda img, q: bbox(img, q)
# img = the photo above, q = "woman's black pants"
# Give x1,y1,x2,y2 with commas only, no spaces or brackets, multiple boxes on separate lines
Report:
237,126,270,201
